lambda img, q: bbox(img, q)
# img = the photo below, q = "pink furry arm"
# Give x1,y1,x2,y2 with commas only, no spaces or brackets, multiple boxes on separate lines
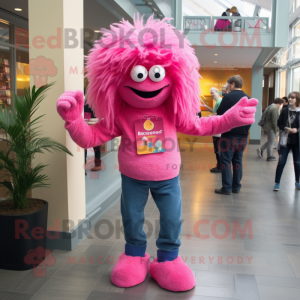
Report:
57,90,121,148
64,118,121,149
177,97,258,136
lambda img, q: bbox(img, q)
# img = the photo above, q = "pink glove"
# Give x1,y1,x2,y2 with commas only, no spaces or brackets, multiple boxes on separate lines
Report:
223,97,258,129
57,90,84,124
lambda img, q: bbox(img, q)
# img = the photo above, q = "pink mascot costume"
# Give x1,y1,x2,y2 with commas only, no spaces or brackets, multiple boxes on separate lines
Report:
57,16,258,292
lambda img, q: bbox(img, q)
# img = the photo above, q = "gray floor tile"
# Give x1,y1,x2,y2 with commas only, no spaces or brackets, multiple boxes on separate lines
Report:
196,271,234,288
233,274,259,300
12,269,57,294
0,291,34,300
0,269,31,291
258,285,300,300
256,275,300,288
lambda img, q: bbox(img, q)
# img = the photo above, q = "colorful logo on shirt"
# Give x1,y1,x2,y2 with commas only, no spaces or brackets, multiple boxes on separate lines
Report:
144,119,154,131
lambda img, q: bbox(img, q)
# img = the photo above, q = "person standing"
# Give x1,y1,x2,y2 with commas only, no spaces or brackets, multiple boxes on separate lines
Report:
214,8,231,31
221,84,229,96
257,98,283,161
215,75,251,195
282,97,289,109
209,87,223,173
274,92,300,191
84,102,102,173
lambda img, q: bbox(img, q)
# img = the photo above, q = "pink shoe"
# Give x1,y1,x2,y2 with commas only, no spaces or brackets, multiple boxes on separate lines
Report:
111,252,150,288
149,256,196,292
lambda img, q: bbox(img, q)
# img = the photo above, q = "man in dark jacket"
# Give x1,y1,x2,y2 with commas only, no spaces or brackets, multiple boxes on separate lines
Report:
215,75,250,195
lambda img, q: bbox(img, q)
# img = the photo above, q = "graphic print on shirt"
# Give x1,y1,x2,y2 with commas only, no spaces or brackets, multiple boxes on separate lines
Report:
135,116,166,155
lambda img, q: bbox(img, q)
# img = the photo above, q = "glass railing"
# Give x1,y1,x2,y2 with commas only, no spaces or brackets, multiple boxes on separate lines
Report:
184,16,270,33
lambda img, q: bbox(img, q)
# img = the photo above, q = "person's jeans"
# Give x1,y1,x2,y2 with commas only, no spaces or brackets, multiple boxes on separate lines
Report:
85,146,101,166
219,136,247,192
121,174,182,262
213,137,221,170
260,130,276,158
275,144,300,183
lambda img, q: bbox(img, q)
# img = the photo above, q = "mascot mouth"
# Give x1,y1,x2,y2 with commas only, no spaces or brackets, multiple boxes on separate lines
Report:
125,85,169,99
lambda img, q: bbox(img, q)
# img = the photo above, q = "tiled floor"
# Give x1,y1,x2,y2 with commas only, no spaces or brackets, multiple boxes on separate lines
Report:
1,141,300,300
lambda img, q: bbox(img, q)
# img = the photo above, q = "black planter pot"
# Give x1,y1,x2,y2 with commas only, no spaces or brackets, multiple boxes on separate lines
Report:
0,199,48,271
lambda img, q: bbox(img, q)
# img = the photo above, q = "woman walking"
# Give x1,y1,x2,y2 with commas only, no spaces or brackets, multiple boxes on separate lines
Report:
274,92,300,191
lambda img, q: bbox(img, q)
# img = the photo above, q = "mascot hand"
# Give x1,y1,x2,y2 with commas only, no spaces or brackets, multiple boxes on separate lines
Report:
223,97,258,128
57,90,84,123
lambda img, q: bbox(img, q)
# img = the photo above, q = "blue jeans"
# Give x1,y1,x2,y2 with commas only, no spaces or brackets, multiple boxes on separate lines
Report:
275,144,300,184
121,174,182,262
219,136,247,192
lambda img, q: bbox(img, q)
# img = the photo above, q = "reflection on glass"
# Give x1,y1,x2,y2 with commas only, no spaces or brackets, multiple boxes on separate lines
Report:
16,50,30,97
0,19,13,44
0,45,12,107
293,67,300,91
117,0,175,24
15,27,29,50
294,42,300,59
279,71,287,98
183,0,256,17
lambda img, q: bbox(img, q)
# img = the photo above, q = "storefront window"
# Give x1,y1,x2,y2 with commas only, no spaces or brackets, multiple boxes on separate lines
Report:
280,50,288,65
15,27,29,50
294,41,300,59
293,67,300,92
294,21,300,37
279,70,287,98
0,19,13,44
0,45,13,107
16,50,29,97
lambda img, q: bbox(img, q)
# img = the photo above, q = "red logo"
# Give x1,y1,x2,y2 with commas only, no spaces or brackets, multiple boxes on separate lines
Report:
24,247,56,277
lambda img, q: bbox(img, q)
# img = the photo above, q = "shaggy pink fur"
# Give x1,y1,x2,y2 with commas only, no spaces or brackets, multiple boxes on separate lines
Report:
150,256,196,292
111,252,150,288
85,15,201,132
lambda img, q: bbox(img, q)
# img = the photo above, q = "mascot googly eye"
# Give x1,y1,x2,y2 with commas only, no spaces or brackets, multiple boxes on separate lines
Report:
149,65,165,82
131,65,148,82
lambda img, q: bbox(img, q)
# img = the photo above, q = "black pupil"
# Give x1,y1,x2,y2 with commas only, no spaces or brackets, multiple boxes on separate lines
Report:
138,73,143,79
155,73,160,79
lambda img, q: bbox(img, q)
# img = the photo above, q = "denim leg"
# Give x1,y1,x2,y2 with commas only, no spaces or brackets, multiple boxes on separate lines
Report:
291,144,300,182
220,138,234,192
275,145,291,183
150,175,182,262
120,174,149,256
213,137,221,169
232,139,246,191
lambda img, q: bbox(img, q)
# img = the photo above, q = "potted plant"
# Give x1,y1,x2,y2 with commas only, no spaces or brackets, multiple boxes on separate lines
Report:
0,83,72,270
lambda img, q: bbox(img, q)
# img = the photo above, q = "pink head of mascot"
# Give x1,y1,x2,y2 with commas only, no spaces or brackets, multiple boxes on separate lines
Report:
85,15,201,131
57,14,258,292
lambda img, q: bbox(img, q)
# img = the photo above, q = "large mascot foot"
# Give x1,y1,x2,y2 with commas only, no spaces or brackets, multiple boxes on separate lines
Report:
149,256,196,292
111,252,150,288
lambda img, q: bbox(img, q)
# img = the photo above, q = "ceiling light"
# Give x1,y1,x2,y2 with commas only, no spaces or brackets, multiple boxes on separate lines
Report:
153,8,158,11
0,19,9,25
158,14,163,17
14,8,22,11
215,54,218,56
94,30,100,32
214,61,217,63
148,2,153,5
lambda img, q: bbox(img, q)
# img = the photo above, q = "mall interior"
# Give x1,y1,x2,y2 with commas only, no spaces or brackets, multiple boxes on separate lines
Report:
1,0,300,299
